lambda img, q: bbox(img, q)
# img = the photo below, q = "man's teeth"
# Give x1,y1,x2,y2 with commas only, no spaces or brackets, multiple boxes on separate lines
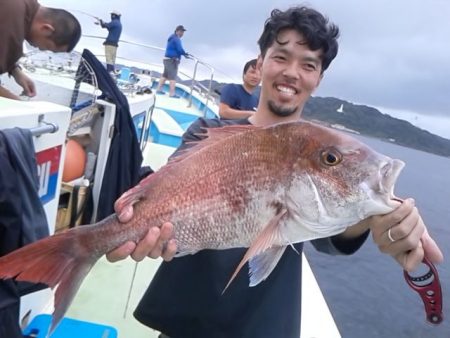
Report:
277,85,296,95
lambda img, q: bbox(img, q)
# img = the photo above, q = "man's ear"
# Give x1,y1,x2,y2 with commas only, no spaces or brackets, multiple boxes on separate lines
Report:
40,23,55,36
314,73,324,89
256,55,263,71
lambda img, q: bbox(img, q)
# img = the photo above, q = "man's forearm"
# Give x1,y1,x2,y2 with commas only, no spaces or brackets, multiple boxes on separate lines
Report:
325,218,371,255
0,85,20,100
337,218,371,240
219,106,254,119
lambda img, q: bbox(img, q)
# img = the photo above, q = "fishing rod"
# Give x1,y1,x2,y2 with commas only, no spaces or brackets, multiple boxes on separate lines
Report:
71,9,101,22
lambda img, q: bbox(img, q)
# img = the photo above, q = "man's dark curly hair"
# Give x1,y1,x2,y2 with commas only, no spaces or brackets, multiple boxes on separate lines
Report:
258,6,339,73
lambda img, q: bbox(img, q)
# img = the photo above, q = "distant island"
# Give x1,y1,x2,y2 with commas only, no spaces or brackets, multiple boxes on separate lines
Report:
303,96,450,158
122,66,450,157
193,80,450,158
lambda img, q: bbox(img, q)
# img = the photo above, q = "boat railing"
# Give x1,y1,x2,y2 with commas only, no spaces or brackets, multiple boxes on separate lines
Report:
187,56,215,113
82,35,219,114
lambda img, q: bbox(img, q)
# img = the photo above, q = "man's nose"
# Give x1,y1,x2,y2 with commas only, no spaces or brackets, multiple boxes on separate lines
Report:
282,62,300,80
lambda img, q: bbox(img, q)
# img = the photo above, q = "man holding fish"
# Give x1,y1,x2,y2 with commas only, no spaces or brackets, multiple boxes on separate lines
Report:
108,5,443,338
0,4,443,338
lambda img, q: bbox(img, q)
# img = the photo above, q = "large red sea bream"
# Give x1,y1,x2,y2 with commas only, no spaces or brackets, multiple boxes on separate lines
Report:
0,121,404,332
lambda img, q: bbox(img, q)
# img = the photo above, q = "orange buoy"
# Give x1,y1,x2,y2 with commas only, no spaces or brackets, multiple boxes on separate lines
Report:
62,139,86,182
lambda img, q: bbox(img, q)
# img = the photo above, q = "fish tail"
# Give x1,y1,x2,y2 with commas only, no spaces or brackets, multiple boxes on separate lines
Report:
0,227,100,334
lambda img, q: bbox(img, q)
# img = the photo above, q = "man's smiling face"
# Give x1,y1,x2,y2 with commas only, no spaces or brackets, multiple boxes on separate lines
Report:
258,29,323,118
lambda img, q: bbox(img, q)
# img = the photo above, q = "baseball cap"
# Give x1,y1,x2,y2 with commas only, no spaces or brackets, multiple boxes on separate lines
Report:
111,10,121,16
176,25,187,32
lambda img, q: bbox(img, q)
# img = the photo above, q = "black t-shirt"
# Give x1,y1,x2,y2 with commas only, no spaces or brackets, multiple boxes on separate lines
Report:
134,117,369,338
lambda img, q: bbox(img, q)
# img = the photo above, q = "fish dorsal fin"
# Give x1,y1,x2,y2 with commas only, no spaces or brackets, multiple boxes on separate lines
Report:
116,125,257,215
168,124,258,165
198,124,259,145
223,208,287,293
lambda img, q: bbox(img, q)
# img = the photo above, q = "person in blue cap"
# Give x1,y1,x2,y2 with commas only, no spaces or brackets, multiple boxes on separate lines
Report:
155,25,191,98
96,10,123,74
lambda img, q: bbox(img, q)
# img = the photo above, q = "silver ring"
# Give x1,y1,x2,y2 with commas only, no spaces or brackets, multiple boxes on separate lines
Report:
387,228,396,243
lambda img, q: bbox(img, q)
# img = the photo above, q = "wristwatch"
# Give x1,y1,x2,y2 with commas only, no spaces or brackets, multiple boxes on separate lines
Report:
8,63,22,76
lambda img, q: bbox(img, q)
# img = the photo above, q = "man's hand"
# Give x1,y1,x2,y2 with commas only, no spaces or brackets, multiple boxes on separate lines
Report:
106,207,177,263
370,198,443,272
11,68,36,97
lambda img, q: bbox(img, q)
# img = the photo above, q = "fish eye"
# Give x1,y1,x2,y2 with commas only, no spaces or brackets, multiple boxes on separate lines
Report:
320,148,342,166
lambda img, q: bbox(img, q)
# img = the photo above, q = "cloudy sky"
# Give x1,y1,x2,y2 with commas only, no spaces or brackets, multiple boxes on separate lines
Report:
41,0,450,138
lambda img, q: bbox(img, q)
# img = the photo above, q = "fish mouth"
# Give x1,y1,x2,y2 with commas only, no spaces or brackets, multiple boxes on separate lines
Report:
379,159,405,208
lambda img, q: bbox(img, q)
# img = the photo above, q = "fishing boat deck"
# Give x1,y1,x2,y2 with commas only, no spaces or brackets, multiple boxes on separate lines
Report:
66,255,341,338
67,257,162,337
155,92,205,117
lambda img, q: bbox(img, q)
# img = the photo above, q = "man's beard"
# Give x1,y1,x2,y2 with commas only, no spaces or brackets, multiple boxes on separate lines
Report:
267,100,299,117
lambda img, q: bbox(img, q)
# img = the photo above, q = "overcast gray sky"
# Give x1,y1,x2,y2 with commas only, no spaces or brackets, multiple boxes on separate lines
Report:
42,0,450,138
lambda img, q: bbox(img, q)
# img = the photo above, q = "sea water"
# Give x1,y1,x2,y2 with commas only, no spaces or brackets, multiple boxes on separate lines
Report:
305,135,450,338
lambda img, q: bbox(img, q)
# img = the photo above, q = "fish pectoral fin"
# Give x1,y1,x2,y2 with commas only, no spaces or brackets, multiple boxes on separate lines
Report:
222,208,288,293
248,246,287,286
